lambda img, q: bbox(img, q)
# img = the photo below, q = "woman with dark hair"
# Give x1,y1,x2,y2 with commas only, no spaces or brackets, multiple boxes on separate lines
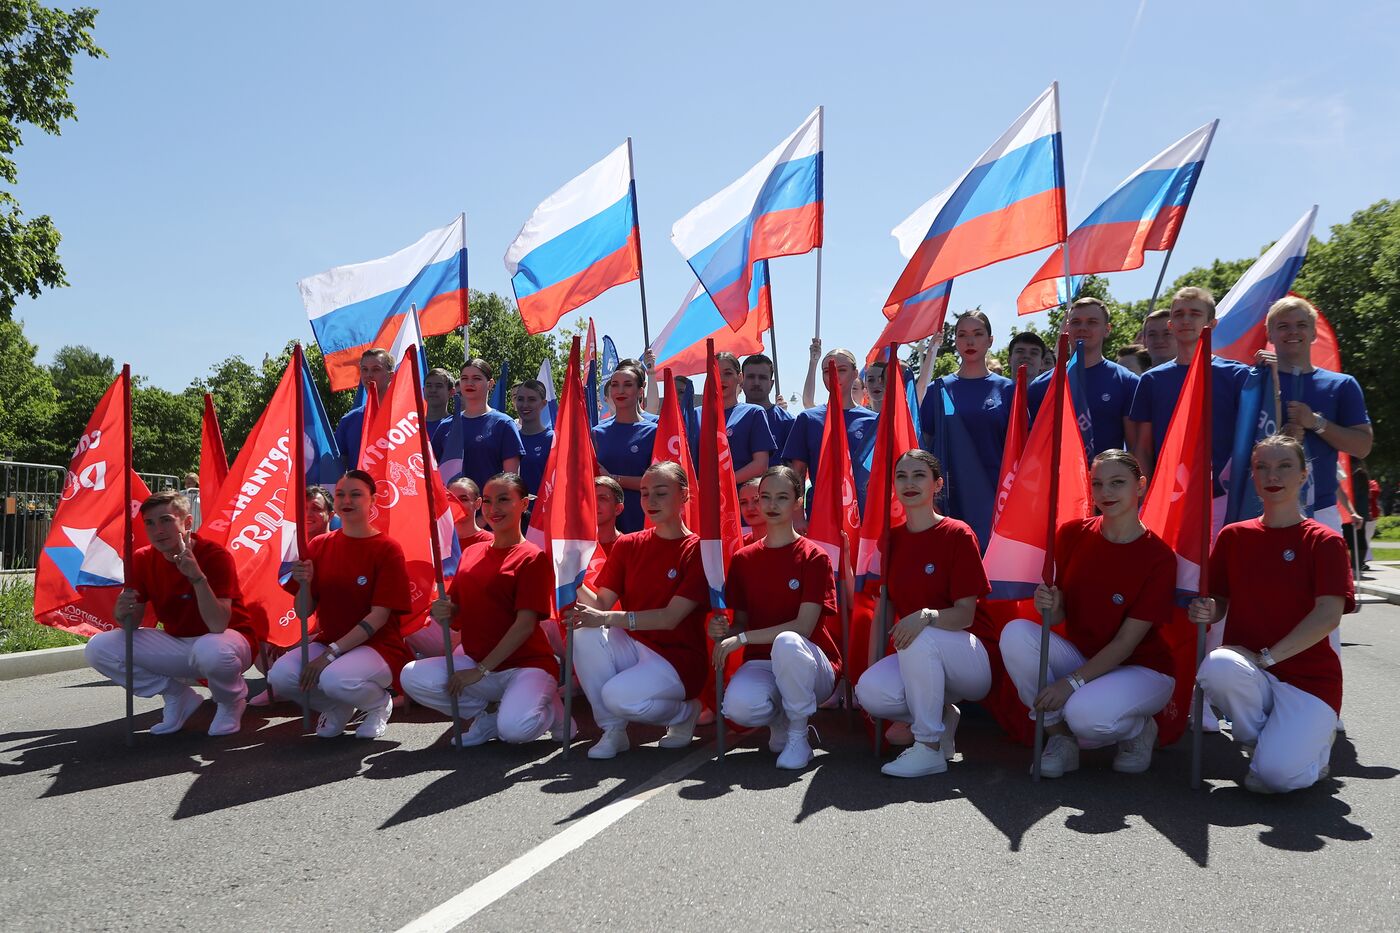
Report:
1192,435,1352,793
999,449,1177,778
512,379,555,502
432,358,525,491
591,360,658,533
400,473,567,746
269,470,412,739
710,466,840,770
855,450,991,778
565,461,709,759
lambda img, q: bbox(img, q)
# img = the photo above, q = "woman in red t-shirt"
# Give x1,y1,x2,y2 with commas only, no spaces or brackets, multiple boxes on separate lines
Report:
565,461,709,760
270,470,412,740
854,450,991,778
400,473,566,747
999,450,1177,778
1191,435,1352,793
710,466,840,770
738,477,768,546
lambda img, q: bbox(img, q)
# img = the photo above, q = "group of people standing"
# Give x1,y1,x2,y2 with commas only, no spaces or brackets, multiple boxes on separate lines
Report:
85,287,1369,795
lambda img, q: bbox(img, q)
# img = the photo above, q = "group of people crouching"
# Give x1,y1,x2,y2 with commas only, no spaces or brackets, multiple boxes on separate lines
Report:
85,429,1349,795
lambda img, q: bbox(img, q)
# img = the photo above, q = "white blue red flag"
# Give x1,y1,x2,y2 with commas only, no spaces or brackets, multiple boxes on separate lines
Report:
855,349,918,589
385,303,429,385
697,342,743,607
1018,121,1217,315
1214,206,1318,363
672,109,822,329
536,357,558,430
506,143,641,335
34,369,152,637
298,214,468,392
867,279,953,364
651,269,771,377
887,85,1064,320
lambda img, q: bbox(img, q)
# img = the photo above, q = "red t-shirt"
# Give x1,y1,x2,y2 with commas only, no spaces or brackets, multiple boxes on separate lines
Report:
1056,517,1176,675
595,529,709,698
305,530,413,675
886,519,991,644
1210,518,1352,713
726,537,842,680
129,538,258,654
742,529,765,548
449,541,557,677
458,528,494,549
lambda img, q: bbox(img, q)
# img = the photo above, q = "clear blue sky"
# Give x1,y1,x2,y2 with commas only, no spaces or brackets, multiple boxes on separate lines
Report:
16,1,1400,395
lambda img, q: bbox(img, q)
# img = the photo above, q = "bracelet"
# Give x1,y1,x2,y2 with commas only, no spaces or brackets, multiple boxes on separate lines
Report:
626,611,637,631
1257,647,1277,669
738,631,749,646
325,643,341,661
1313,413,1328,436
922,608,940,628
1067,673,1086,692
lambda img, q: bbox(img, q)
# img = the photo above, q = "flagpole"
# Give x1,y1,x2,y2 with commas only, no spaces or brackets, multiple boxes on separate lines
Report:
813,105,825,340
871,343,898,759
839,532,854,727
409,347,463,750
1192,327,1214,789
1144,244,1178,318
1032,333,1070,781
121,364,135,748
291,344,313,730
458,214,470,360
768,284,783,400
626,137,653,348
1148,119,1217,319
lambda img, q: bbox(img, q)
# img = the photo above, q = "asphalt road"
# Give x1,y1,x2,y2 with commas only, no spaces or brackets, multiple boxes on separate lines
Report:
2,603,1397,932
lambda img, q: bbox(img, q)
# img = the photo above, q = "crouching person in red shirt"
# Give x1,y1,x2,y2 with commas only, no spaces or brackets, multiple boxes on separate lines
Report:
400,473,567,747
85,490,257,737
269,470,412,740
1191,434,1352,793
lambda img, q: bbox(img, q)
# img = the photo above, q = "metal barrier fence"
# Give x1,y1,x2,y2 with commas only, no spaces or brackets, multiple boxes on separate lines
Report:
0,461,180,574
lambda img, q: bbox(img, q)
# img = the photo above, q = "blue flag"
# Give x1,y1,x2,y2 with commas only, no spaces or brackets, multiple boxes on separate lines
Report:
490,359,510,412
585,358,600,428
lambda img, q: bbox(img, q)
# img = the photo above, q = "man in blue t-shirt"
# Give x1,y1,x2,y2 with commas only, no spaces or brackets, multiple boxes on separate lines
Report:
432,358,525,492
782,349,878,517
334,348,394,471
742,352,795,462
1028,297,1140,454
1259,295,1373,530
1129,287,1248,534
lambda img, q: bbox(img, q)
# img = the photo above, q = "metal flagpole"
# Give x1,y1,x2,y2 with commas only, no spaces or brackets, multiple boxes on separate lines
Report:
768,277,783,400
291,345,313,730
813,105,825,339
1032,333,1069,781
1191,326,1214,789
1144,245,1178,318
121,364,135,747
627,137,654,349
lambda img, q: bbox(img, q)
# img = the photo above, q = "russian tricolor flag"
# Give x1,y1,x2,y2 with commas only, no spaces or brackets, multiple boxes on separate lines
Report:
505,143,642,335
886,85,1065,319
298,215,468,392
671,109,822,329
866,280,952,364
1214,206,1319,364
1017,121,1218,315
651,265,771,377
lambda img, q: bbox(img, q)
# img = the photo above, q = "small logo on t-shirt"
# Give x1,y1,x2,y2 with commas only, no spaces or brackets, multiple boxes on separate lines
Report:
726,428,734,437
1283,549,1296,562
788,578,800,590
667,568,677,579
532,445,542,454
1112,593,1125,605
924,563,935,575
475,435,485,443
630,444,639,453
854,429,865,440
357,575,368,586
1101,393,1112,402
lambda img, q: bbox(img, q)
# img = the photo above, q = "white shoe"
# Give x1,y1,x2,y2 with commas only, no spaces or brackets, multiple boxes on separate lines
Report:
150,685,203,735
882,742,948,778
659,700,702,748
1037,734,1080,778
941,704,960,761
207,698,246,737
587,728,630,759
315,703,355,738
776,728,813,770
1112,716,1157,774
355,694,393,739
453,712,499,747
884,721,915,746
768,712,790,754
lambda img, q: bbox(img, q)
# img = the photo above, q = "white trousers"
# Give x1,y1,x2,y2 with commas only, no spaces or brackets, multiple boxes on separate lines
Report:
999,619,1174,748
86,628,251,705
401,651,561,743
1197,648,1337,792
267,643,391,715
855,627,991,744
722,632,836,728
572,627,690,732
403,623,461,659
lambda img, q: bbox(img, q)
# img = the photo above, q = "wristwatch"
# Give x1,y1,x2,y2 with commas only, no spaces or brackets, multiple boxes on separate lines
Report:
1257,647,1277,669
325,643,341,662
626,611,637,631
1312,413,1329,436
738,631,749,646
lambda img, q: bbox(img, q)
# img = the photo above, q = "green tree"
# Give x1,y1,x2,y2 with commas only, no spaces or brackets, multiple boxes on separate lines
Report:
46,343,113,462
0,317,57,460
0,2,104,318
131,382,200,477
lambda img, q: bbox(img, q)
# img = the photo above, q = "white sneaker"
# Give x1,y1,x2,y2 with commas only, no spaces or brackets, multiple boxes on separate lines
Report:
768,712,790,753
315,703,355,738
207,698,246,737
941,705,960,761
659,700,702,748
587,728,630,759
1037,734,1080,778
1112,716,1157,774
453,712,499,747
150,685,203,735
882,742,949,778
355,694,393,739
776,729,814,770
884,721,915,746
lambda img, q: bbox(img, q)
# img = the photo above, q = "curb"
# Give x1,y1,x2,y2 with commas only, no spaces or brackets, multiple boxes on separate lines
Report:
0,644,89,682
1357,582,1400,606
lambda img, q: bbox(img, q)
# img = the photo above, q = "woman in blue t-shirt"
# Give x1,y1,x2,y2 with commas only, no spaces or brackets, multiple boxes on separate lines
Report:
432,358,525,493
592,359,658,533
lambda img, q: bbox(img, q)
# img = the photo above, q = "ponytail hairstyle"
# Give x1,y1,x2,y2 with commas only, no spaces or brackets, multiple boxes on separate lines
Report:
759,464,803,499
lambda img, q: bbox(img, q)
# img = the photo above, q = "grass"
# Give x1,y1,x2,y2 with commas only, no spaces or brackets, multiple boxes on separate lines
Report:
0,579,87,654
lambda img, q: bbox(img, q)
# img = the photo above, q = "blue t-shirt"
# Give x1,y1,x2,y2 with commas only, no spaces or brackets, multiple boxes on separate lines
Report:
334,405,367,471
920,373,1015,547
1028,358,1140,454
432,409,527,491
689,402,777,478
781,404,879,515
1129,356,1248,497
519,427,555,496
591,418,658,533
426,416,453,460
1279,367,1370,511
764,405,796,462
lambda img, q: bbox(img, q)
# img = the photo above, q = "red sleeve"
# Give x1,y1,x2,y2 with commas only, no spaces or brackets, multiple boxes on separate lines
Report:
1128,548,1175,628
304,534,327,601
948,524,991,602
128,549,153,602
516,550,555,618
370,538,412,612
725,550,751,613
1208,528,1233,601
1053,518,1085,578
200,543,239,601
675,539,710,604
595,535,628,600
800,546,837,616
1311,528,1355,609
